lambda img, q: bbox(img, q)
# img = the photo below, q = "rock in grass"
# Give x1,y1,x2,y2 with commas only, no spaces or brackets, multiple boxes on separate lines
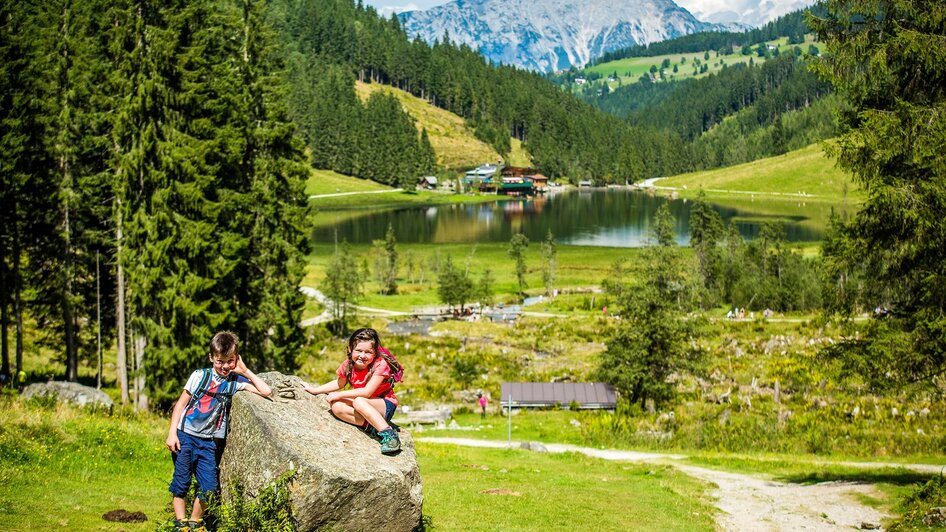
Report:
22,381,114,411
219,372,423,532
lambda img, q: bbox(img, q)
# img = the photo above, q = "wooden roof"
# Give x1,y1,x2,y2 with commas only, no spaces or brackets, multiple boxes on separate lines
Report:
500,382,617,409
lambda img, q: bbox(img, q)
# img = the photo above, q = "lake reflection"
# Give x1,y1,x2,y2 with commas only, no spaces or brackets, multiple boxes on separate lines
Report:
312,189,842,247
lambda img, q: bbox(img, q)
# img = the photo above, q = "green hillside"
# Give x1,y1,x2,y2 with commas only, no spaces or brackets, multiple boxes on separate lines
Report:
305,167,392,196
355,82,506,170
657,142,861,201
580,35,823,91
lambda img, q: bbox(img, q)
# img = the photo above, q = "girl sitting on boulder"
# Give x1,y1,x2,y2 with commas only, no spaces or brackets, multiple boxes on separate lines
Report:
304,328,401,454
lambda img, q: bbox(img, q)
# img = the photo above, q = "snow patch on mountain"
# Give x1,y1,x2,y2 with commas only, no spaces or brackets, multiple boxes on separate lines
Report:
399,0,742,72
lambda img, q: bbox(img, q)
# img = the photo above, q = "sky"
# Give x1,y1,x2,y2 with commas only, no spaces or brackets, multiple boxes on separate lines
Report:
364,0,812,26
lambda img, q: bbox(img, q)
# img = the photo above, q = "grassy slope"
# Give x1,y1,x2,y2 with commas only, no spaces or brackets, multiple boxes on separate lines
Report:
0,397,716,531
355,82,505,170
506,137,532,168
582,35,824,90
305,167,391,196
305,83,535,208
303,241,632,312
657,143,861,202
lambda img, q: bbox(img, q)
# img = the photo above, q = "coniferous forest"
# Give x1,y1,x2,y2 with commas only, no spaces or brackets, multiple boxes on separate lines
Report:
3,0,943,410
0,0,689,407
1,0,310,406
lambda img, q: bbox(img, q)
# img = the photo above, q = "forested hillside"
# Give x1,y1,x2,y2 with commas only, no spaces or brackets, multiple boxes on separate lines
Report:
264,0,690,182
555,6,838,171
591,6,822,64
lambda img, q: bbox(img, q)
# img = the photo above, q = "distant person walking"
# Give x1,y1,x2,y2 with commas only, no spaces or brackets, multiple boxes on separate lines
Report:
478,394,489,418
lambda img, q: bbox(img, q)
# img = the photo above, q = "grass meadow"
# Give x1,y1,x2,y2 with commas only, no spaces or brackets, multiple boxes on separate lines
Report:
305,168,392,197
0,395,717,531
656,143,861,202
302,241,633,313
582,35,825,90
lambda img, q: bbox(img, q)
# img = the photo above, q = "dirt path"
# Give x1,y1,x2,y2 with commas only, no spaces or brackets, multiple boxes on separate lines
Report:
418,437,940,531
307,188,403,199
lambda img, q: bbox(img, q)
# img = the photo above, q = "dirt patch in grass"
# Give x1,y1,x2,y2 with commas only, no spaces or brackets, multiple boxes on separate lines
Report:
103,509,148,523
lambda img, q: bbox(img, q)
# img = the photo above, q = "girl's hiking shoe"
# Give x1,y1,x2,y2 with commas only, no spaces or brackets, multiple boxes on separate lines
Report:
172,520,191,532
378,428,401,454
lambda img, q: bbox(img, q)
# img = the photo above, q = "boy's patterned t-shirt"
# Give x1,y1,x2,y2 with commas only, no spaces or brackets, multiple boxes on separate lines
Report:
180,369,248,439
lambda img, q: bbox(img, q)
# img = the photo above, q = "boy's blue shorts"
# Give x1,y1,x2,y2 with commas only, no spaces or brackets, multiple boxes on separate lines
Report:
169,430,223,501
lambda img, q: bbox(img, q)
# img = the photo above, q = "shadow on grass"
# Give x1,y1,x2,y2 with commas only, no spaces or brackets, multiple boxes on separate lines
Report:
780,468,940,487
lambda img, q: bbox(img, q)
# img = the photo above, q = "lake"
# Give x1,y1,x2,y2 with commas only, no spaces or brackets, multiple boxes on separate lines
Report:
312,188,852,247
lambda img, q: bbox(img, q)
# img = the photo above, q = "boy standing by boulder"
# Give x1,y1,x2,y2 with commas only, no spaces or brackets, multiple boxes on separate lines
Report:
165,331,272,532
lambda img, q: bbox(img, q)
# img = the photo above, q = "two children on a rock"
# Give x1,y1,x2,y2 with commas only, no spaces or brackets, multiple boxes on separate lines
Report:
165,327,401,531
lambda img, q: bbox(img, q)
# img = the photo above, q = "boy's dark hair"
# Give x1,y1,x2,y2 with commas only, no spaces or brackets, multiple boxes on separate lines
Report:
211,331,240,359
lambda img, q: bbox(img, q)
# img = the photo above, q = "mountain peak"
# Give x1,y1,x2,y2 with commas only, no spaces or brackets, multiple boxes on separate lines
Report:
399,0,736,72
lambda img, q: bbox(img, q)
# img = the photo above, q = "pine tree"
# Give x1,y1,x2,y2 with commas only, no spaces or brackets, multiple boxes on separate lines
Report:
652,204,676,247
508,233,529,296
322,240,362,328
541,230,557,296
437,255,472,311
688,191,724,291
598,247,696,408
382,223,398,295
230,0,309,372
477,268,495,307
810,0,946,384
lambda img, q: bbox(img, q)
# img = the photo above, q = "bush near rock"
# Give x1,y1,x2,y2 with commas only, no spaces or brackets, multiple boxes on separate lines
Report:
22,381,114,411
219,372,423,532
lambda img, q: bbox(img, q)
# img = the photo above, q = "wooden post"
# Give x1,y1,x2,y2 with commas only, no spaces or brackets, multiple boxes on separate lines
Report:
507,394,513,448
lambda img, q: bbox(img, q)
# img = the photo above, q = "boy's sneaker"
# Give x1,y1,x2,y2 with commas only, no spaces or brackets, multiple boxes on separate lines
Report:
173,520,191,532
190,519,207,532
378,428,401,455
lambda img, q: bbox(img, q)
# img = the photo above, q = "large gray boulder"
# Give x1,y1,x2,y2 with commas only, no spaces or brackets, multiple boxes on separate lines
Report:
22,381,114,411
219,372,423,532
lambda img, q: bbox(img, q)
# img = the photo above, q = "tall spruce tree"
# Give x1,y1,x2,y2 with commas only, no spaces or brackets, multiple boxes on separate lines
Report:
226,0,309,372
382,223,398,295
811,0,946,385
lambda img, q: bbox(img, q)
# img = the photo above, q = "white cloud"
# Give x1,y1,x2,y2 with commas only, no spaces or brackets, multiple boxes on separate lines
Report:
675,0,814,26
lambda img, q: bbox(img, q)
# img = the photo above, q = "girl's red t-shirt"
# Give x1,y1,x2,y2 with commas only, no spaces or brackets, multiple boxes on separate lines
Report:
337,356,398,406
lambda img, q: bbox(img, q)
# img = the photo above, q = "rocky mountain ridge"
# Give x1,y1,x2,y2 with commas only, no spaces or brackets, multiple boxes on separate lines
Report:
399,0,745,72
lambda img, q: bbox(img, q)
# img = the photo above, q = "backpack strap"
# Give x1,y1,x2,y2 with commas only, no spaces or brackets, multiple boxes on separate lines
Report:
179,368,212,431
377,346,402,384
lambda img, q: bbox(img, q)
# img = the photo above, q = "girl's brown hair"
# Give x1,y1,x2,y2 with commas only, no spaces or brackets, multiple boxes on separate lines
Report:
345,328,381,381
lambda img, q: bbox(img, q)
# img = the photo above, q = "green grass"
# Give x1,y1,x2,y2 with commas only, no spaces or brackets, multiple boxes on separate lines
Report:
657,143,862,202
308,189,500,210
582,35,824,90
304,242,637,311
417,442,715,531
505,137,533,168
305,168,392,197
0,397,169,531
0,396,716,531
